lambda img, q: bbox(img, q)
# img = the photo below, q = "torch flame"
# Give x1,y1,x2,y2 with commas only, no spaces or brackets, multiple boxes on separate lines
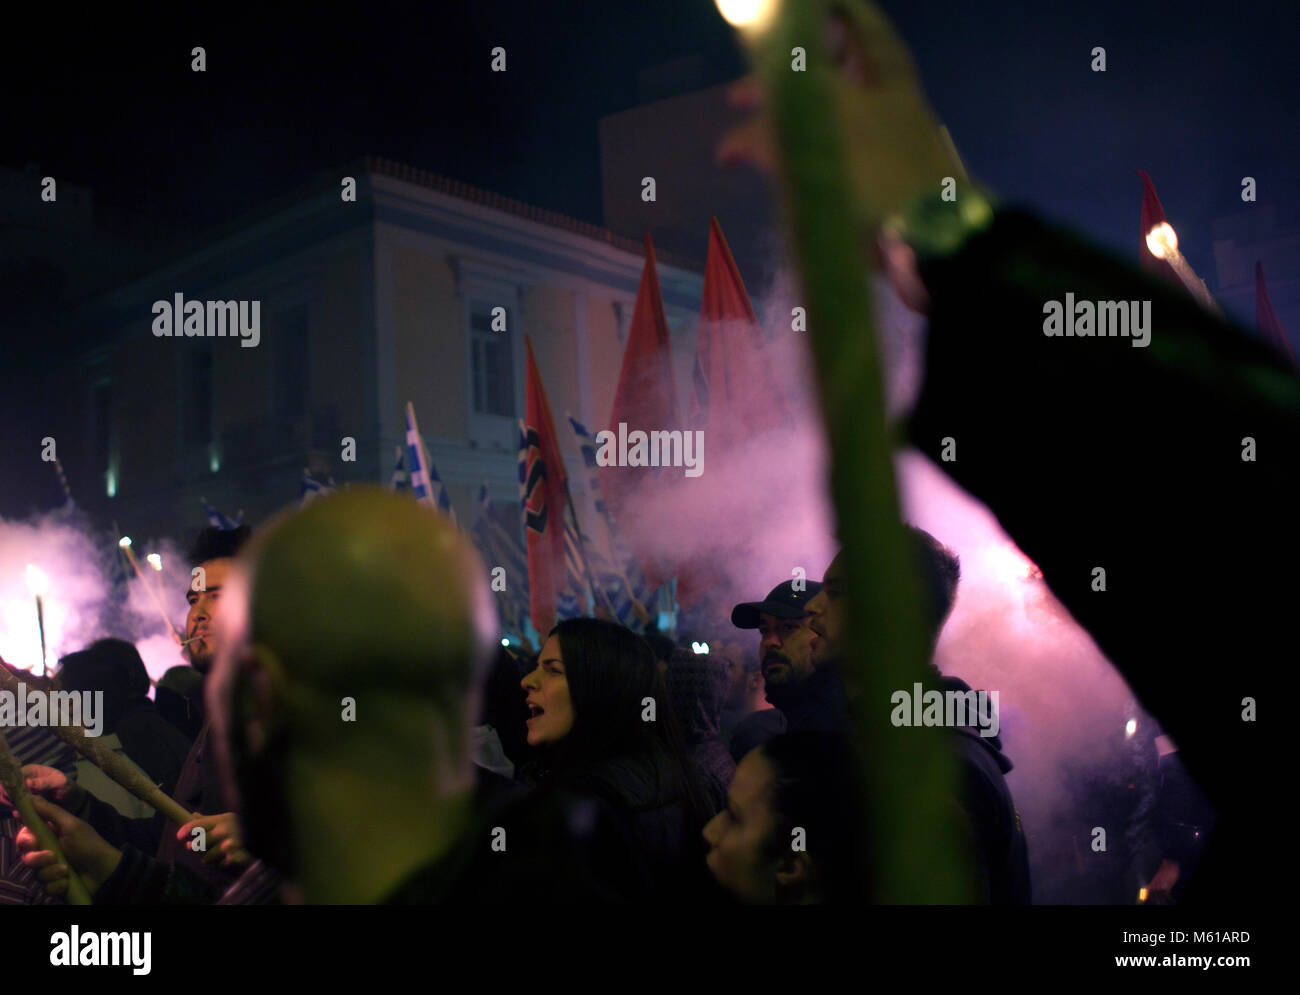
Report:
25,564,47,597
118,536,132,548
1145,222,1179,260
715,0,780,31
147,553,162,571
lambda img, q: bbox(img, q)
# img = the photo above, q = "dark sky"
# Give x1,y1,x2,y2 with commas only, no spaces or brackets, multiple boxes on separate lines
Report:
4,0,1298,324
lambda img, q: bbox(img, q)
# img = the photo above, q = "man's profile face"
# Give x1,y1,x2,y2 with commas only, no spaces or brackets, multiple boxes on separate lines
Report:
757,612,815,687
805,554,845,667
185,557,232,674
702,747,781,903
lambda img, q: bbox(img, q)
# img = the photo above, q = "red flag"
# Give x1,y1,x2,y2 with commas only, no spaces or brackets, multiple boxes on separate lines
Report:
604,234,680,589
691,217,791,449
1256,261,1297,368
1136,170,1181,288
674,218,791,611
522,335,570,635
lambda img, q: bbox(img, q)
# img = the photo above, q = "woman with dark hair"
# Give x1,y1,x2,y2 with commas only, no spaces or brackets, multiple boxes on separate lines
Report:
517,617,721,901
702,731,872,904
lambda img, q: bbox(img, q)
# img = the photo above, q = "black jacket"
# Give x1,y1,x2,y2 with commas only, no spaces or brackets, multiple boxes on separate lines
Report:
934,674,1032,904
516,749,718,903
909,207,1289,903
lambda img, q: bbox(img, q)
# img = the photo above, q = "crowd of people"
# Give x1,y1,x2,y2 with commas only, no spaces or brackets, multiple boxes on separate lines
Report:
0,489,1037,905
3,0,1277,910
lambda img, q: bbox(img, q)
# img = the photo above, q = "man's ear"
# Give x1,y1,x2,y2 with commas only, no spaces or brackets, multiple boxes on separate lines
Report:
774,851,813,897
236,643,286,755
748,671,764,692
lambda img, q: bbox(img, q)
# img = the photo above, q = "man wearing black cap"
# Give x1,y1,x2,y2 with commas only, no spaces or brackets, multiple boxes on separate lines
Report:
731,578,846,745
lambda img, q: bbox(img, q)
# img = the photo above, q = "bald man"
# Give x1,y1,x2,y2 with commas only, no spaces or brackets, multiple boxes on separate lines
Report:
18,488,499,903
208,486,498,902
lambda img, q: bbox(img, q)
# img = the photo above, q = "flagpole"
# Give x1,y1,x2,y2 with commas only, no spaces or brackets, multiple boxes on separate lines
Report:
565,415,653,627
563,484,618,620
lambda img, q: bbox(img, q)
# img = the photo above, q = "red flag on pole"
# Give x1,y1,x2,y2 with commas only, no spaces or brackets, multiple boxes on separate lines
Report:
1137,170,1181,288
1256,261,1297,368
675,218,791,611
604,233,681,590
522,335,570,635
690,217,791,449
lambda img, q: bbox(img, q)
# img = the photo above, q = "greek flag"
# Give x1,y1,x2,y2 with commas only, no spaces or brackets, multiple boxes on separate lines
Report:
470,482,531,638
389,446,408,491
568,415,652,629
201,498,244,530
299,470,335,507
405,402,455,524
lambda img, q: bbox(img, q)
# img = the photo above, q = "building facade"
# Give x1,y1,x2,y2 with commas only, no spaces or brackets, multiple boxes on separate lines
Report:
57,157,705,547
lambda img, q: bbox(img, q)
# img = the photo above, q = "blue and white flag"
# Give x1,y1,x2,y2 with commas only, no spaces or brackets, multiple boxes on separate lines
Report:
389,445,408,491
299,470,335,507
567,415,653,629
201,498,244,530
470,482,531,638
405,401,456,524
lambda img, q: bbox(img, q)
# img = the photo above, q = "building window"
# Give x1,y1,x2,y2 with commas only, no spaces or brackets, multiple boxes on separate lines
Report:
470,300,515,417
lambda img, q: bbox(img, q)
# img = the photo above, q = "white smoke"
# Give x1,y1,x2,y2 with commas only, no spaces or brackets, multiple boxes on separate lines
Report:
0,510,190,686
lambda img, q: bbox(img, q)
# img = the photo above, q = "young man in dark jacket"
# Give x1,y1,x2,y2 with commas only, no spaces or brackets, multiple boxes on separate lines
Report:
804,530,1032,903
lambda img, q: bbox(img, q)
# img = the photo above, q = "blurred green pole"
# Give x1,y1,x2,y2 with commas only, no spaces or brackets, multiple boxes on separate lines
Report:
747,0,970,902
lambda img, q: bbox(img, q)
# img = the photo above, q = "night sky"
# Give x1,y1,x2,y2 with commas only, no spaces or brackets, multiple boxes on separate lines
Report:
5,0,1297,307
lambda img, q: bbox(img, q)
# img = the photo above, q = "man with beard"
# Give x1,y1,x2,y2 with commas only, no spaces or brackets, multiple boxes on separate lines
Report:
16,525,255,899
804,528,1031,903
729,579,839,741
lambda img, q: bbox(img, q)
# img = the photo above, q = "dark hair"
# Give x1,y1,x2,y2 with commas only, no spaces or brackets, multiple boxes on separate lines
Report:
759,732,871,904
544,618,714,825
187,524,252,567
56,638,151,735
643,632,676,666
907,526,960,641
479,644,535,770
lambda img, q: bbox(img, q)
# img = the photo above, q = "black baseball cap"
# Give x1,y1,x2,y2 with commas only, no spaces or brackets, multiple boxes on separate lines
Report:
731,579,823,629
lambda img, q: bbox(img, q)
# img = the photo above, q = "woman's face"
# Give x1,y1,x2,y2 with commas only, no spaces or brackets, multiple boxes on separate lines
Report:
520,634,575,747
702,748,782,903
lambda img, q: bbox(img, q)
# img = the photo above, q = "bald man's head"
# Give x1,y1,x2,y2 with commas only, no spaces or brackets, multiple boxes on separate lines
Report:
246,487,493,700
209,487,497,875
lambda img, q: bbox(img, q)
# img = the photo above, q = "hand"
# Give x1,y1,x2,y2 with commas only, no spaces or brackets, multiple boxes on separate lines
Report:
0,764,73,809
21,763,85,810
1144,858,1180,904
718,4,961,234
13,796,122,898
179,812,250,868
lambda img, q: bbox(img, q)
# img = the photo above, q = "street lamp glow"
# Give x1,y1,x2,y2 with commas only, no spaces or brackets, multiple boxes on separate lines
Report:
26,564,48,596
715,0,779,31
119,536,132,548
1145,222,1178,260
147,553,163,571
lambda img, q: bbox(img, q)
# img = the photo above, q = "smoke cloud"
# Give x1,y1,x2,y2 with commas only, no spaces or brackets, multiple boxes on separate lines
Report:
618,259,1196,901
0,509,191,686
